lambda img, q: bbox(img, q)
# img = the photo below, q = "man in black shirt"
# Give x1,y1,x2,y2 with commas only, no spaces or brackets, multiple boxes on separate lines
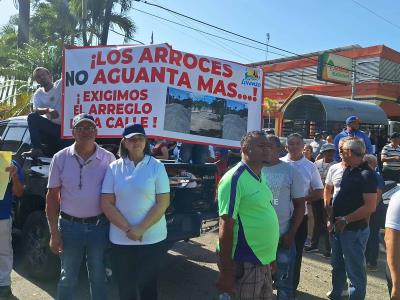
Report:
327,137,377,300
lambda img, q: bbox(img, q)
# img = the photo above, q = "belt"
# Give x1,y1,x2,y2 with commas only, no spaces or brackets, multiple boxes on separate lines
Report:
60,211,106,224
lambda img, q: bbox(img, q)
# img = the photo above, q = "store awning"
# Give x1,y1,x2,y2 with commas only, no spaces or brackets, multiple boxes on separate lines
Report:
283,94,388,125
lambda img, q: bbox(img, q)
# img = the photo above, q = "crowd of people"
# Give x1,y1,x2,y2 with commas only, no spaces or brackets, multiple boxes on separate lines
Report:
216,116,400,300
0,66,400,300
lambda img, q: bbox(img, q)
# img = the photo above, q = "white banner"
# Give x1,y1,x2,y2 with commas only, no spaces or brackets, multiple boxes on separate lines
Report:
62,44,263,147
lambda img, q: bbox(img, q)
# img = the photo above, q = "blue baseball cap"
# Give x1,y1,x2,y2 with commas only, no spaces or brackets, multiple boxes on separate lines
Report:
345,116,360,125
320,143,335,153
72,113,96,128
122,123,146,138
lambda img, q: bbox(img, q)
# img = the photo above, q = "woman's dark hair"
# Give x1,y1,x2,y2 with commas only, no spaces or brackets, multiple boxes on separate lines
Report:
118,137,151,158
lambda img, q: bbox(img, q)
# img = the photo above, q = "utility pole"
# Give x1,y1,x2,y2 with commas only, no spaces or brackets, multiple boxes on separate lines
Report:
265,33,270,61
351,59,356,100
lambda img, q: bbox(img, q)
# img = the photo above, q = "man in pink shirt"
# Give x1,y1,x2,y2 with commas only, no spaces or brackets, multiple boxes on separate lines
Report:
46,113,115,300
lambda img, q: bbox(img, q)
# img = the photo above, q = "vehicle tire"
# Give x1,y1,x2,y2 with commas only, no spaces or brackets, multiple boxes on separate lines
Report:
22,210,59,281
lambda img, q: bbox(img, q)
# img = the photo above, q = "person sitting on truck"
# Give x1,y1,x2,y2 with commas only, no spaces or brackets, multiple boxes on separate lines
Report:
0,161,24,300
333,116,373,161
381,132,400,182
22,67,62,158
46,113,115,300
101,123,170,300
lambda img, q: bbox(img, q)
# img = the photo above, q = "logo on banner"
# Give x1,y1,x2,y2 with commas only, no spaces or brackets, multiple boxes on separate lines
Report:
241,68,261,87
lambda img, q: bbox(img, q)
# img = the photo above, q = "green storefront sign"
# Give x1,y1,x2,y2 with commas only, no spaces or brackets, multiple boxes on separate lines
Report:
317,52,352,84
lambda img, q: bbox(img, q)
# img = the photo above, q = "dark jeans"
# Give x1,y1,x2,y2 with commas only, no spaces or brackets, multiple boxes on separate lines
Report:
366,202,386,266
27,112,62,150
382,167,399,182
111,240,167,300
179,143,209,164
293,215,308,291
310,199,330,251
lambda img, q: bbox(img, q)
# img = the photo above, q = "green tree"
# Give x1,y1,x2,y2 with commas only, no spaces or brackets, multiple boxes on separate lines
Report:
30,0,78,45
69,0,136,45
0,0,137,117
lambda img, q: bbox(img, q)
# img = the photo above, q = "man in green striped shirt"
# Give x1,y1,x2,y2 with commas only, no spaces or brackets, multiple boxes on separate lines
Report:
216,131,279,300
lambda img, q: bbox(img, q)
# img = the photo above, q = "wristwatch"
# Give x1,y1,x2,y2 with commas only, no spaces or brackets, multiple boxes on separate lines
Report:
341,216,349,225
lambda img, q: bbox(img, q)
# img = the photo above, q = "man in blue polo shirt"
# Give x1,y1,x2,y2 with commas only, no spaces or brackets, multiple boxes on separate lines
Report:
333,116,373,162
0,161,24,299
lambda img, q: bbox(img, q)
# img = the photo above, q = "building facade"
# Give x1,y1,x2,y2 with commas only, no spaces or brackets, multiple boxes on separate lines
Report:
253,45,400,134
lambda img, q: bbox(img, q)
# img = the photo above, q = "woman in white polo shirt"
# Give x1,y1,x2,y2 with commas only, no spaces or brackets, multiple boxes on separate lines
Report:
101,123,170,300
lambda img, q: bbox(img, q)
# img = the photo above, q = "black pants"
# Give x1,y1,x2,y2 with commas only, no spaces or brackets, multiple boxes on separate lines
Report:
382,168,399,182
27,112,61,149
293,215,308,291
111,241,167,300
310,199,330,251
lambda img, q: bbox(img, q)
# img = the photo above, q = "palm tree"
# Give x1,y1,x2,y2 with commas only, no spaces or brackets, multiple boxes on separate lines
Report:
30,0,78,45
17,0,31,48
70,0,136,46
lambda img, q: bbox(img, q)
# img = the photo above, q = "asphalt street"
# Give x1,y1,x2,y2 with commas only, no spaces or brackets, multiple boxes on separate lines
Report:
9,232,389,300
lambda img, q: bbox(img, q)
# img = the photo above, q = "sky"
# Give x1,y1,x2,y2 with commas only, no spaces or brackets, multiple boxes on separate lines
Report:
1,0,400,64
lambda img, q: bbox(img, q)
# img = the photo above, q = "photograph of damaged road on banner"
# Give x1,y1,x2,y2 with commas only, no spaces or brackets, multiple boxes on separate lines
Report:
164,87,248,140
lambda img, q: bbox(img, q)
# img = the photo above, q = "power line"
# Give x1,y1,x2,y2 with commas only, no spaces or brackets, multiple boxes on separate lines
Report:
131,8,290,59
150,0,257,62
350,0,400,31
133,0,399,82
109,28,145,45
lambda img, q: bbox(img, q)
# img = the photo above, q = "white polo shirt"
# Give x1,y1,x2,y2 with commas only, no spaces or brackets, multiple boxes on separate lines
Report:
281,155,324,215
385,192,400,231
32,79,62,125
325,162,346,201
102,155,170,245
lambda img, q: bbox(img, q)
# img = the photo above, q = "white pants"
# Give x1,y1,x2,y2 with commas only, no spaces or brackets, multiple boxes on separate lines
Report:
0,218,12,286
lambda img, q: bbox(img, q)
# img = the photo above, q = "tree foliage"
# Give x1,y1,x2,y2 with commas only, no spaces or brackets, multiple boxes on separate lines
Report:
0,0,137,115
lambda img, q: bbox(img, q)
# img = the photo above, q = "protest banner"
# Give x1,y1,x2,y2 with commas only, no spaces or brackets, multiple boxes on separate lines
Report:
0,151,12,200
62,43,263,147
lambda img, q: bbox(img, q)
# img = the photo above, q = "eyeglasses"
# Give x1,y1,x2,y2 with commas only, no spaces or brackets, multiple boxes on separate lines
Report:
74,126,96,132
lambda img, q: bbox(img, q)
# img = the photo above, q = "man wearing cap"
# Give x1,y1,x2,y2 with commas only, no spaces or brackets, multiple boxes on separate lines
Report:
23,67,63,157
381,132,400,182
310,133,326,160
333,116,373,162
46,113,115,300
